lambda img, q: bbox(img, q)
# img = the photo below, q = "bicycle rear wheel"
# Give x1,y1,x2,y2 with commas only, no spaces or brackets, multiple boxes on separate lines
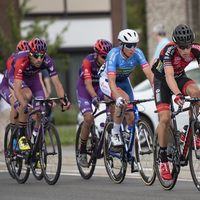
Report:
40,122,62,185
75,122,97,179
4,124,15,179
153,126,178,190
10,126,30,184
189,123,200,191
103,121,126,184
134,120,156,185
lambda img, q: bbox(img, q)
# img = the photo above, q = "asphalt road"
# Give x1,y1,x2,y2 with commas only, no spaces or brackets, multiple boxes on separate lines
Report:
0,145,200,199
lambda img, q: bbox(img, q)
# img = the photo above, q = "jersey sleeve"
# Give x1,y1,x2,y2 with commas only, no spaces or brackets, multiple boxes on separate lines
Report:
135,49,149,69
106,51,117,76
14,57,30,80
44,55,57,77
83,59,92,80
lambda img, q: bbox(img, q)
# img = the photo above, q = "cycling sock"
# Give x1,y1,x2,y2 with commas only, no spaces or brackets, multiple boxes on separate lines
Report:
113,123,121,135
19,122,27,138
80,138,87,154
160,146,168,163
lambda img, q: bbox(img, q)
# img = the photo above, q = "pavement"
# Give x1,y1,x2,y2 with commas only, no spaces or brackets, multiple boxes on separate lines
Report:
0,145,193,180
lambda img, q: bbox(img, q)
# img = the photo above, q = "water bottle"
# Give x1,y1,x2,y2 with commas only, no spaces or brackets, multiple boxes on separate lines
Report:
31,127,39,144
97,122,104,139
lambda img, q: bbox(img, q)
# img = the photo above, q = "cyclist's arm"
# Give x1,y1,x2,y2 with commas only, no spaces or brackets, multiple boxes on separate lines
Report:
142,65,154,85
108,74,120,100
84,79,98,98
164,65,181,95
50,75,70,108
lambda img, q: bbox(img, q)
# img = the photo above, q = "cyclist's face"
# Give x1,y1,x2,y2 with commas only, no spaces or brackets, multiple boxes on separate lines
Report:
122,45,136,57
96,54,107,66
29,54,45,67
175,44,192,59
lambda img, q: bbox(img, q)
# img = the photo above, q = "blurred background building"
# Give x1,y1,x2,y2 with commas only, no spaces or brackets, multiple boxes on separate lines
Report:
0,0,200,103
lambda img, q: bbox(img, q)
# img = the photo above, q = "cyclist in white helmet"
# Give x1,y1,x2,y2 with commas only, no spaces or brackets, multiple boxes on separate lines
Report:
99,29,153,172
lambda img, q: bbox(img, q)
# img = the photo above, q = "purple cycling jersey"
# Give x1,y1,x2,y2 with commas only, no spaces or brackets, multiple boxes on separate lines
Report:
79,53,100,85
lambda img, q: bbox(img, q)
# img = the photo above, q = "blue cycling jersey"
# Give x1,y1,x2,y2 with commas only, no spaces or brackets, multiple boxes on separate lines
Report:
100,46,149,81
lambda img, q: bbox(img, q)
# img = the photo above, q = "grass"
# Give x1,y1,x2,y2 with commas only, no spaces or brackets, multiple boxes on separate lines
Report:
56,125,77,146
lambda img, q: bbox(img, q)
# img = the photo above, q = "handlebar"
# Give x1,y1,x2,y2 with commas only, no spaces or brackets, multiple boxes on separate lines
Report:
91,100,115,116
117,98,155,118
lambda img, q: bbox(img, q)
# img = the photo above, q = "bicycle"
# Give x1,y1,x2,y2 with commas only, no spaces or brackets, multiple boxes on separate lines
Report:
153,96,200,191
103,98,156,184
10,97,63,185
75,101,115,179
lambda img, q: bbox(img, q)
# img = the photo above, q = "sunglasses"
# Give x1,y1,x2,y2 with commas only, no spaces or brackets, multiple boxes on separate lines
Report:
123,43,137,49
98,54,107,59
177,44,192,50
30,53,46,59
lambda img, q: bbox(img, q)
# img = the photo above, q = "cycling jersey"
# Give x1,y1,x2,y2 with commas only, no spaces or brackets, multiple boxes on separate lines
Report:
79,53,101,85
99,46,149,81
152,42,200,79
4,53,15,79
10,50,57,80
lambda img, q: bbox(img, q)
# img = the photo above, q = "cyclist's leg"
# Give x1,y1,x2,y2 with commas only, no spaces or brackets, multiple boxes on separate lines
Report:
154,77,172,180
178,76,200,147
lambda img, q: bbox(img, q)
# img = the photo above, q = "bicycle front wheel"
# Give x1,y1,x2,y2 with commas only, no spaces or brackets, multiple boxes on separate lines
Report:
103,121,126,184
4,124,15,179
153,126,178,190
134,120,156,185
40,122,62,185
75,122,96,179
189,123,200,191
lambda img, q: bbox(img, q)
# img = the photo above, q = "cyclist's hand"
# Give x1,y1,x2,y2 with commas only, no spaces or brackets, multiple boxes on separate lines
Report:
61,101,71,111
14,100,20,112
92,96,100,108
116,97,126,107
174,93,185,106
24,103,32,114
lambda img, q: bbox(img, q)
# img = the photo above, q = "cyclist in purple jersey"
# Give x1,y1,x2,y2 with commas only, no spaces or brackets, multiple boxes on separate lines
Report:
8,38,70,151
76,39,112,167
99,29,153,155
0,40,29,134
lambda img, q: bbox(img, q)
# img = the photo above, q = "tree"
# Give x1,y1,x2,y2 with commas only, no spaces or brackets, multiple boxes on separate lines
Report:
0,0,69,73
126,0,147,87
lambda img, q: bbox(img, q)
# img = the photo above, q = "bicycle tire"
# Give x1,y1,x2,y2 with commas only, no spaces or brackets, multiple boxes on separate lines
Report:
103,121,126,184
75,122,97,179
40,121,62,185
153,126,178,190
134,120,156,186
10,126,30,184
4,124,15,179
189,122,200,191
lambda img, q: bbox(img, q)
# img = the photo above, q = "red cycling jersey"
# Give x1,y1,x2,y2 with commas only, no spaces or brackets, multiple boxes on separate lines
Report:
152,42,200,79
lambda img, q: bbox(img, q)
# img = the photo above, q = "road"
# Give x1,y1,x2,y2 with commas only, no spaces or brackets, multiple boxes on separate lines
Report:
0,145,200,199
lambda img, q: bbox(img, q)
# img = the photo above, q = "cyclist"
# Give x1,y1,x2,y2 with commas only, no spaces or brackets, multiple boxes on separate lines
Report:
8,37,70,151
0,40,29,140
152,24,200,180
76,39,112,167
99,29,153,171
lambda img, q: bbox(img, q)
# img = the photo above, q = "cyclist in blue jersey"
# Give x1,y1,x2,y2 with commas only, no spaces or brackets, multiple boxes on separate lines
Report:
99,29,153,168
76,39,112,167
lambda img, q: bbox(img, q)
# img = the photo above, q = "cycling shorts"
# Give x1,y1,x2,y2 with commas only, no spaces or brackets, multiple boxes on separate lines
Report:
9,73,45,108
154,74,196,112
99,76,134,111
0,77,12,104
76,78,104,115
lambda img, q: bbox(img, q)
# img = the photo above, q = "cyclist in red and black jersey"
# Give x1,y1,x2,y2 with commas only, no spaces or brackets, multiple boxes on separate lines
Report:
152,24,200,180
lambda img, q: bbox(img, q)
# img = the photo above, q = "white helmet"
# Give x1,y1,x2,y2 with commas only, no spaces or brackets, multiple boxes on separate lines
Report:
118,29,139,43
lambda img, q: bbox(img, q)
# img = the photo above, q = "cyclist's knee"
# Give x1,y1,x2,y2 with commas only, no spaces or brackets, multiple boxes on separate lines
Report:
83,113,94,127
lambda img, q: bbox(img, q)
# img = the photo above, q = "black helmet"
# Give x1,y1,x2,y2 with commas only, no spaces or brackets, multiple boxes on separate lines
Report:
172,24,195,44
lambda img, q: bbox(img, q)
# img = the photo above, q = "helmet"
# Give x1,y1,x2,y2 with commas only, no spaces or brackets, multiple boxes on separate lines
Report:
94,39,113,55
118,29,139,43
172,24,195,44
28,37,47,54
17,40,29,51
